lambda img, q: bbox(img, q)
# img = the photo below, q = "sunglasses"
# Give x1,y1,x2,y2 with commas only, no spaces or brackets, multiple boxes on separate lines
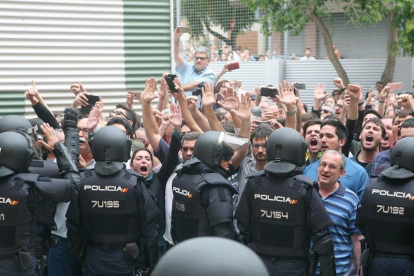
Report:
222,155,232,162
321,109,332,114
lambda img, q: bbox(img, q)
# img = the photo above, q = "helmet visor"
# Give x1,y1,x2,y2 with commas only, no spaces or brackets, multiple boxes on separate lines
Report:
217,132,249,152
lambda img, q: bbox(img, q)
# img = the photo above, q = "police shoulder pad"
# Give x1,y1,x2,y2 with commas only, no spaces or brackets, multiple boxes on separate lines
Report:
124,169,142,180
292,175,315,189
15,173,40,184
196,173,237,194
246,170,266,179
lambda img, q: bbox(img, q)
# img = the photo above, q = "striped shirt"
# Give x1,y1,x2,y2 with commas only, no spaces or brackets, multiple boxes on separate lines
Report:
316,182,360,276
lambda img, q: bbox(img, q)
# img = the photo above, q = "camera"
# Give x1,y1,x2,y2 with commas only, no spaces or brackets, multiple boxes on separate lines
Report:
191,81,205,96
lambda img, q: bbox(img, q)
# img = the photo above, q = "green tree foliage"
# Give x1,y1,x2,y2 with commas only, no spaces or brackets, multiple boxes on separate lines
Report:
242,0,414,85
242,0,351,85
345,0,414,83
182,0,255,49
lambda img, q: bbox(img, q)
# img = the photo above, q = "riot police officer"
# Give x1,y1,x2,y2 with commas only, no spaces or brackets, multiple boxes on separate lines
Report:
0,126,79,276
66,126,160,276
0,110,80,275
171,131,247,243
357,137,414,276
235,128,336,276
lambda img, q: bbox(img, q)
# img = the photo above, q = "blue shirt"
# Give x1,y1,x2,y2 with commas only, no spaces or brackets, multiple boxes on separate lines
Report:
303,156,369,199
370,149,391,176
176,60,216,107
316,182,360,275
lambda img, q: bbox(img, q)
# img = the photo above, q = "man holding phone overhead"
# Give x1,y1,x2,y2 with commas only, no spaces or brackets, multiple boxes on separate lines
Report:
173,27,216,99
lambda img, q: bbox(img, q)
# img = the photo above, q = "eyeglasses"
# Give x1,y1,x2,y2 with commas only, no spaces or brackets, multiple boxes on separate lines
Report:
321,109,332,114
110,110,130,120
195,56,208,61
77,128,88,134
319,162,340,171
252,143,266,149
335,104,343,109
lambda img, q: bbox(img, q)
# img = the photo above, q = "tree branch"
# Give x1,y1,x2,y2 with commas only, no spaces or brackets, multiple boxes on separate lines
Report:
205,23,231,45
310,12,351,86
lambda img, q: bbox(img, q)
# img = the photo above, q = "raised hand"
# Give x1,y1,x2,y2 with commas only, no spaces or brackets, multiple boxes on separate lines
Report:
126,91,134,108
174,27,184,44
39,123,59,152
314,83,327,101
141,77,159,103
387,92,398,108
230,94,251,122
201,82,217,108
268,119,284,129
168,103,183,129
159,75,168,99
379,85,391,102
170,78,186,101
366,90,376,106
277,80,296,107
153,109,163,126
217,87,239,111
347,84,362,102
70,81,86,95
73,92,89,107
161,114,171,127
333,78,344,90
25,86,39,105
87,101,103,133
396,94,414,110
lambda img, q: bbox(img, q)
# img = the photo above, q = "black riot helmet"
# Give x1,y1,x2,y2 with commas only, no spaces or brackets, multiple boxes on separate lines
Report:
153,237,269,276
264,128,307,175
382,137,414,179
0,115,33,133
185,131,248,169
92,126,131,176
0,115,42,159
0,132,35,177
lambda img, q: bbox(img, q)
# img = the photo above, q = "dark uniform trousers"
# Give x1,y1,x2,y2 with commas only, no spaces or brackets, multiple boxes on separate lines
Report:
358,176,414,276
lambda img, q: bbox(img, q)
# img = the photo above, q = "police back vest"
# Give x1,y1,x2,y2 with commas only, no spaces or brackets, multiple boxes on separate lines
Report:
79,169,141,244
357,176,414,257
29,160,60,179
0,174,37,256
172,168,231,243
247,172,314,259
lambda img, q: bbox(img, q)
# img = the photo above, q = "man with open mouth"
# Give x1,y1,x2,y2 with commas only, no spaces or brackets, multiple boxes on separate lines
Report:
350,118,385,174
303,118,322,165
304,120,369,200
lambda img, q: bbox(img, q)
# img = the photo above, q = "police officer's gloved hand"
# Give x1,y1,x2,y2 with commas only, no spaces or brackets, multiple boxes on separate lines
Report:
62,107,78,130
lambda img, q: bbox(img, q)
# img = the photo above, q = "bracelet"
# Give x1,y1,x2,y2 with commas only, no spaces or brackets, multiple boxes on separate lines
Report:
358,101,365,106
286,108,297,115
378,99,385,103
339,88,346,92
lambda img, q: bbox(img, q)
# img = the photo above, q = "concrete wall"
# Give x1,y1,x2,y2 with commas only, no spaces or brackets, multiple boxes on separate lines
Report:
394,58,414,91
